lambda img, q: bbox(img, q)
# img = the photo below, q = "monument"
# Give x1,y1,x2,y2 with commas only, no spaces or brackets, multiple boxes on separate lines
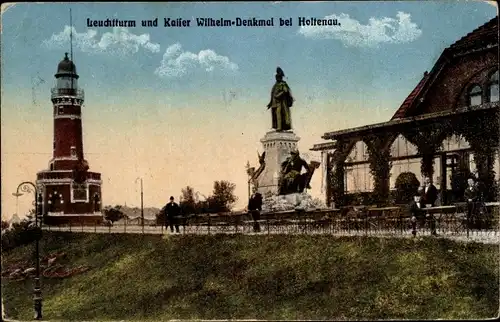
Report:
247,67,323,211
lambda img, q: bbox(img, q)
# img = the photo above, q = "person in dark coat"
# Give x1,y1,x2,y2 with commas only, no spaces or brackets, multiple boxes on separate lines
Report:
464,178,479,229
408,195,425,236
420,177,438,207
419,177,438,235
93,193,100,212
248,191,263,232
165,196,181,233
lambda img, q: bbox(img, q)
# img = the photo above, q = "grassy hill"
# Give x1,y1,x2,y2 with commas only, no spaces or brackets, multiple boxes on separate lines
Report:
2,232,499,320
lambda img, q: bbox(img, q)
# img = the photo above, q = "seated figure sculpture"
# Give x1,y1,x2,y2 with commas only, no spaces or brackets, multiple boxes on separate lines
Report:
278,150,319,195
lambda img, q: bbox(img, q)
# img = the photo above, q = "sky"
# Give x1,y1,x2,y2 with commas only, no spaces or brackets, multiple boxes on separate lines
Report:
1,1,497,220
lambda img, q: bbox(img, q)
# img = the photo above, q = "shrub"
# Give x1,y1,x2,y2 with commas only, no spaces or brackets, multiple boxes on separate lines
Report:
103,206,126,224
1,216,40,253
395,172,420,203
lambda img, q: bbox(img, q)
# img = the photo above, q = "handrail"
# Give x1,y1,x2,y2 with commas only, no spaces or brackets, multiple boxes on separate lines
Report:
51,88,84,100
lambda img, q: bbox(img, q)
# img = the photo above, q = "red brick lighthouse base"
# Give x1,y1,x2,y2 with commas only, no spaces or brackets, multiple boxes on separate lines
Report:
36,53,103,226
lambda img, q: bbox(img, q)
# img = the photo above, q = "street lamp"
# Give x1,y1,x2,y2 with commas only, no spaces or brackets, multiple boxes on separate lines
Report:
15,181,42,320
135,177,144,234
12,192,23,222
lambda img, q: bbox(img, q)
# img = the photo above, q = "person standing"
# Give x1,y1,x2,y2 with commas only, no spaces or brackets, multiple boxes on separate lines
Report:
248,191,263,232
464,178,479,229
165,196,181,233
421,177,438,207
408,194,424,236
419,177,438,235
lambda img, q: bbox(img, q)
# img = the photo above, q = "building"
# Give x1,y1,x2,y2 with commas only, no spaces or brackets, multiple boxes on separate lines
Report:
36,53,103,225
312,17,499,207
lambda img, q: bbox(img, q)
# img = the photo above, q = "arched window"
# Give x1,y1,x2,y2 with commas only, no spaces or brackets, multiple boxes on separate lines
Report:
468,85,482,106
488,70,499,103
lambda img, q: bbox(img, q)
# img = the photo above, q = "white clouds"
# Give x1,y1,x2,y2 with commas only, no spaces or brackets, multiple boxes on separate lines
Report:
42,26,160,56
298,12,422,47
155,43,238,78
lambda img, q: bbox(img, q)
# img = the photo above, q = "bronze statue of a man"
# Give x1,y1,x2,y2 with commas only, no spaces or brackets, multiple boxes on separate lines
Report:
278,150,311,195
267,67,294,131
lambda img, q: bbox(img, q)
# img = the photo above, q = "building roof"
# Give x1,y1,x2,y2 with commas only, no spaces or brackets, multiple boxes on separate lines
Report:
314,101,498,145
391,16,498,120
449,16,498,52
391,72,430,119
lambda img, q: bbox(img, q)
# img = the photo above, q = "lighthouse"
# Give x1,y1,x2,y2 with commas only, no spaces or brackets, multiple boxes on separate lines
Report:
35,52,103,225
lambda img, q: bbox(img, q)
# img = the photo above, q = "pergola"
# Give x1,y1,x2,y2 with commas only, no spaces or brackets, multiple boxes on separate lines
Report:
312,101,499,207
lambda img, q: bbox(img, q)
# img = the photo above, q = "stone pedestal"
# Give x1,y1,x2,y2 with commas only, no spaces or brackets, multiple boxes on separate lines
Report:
257,130,300,196
261,192,327,213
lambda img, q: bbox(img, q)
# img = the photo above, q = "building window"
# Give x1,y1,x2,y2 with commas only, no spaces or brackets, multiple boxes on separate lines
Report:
468,85,482,106
71,182,88,203
488,70,499,103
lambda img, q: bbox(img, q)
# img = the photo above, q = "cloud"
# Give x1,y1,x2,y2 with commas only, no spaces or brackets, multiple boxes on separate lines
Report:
155,43,238,78
298,12,422,47
42,26,160,56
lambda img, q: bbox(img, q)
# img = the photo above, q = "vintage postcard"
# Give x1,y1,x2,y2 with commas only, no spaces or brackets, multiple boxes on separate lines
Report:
1,1,499,321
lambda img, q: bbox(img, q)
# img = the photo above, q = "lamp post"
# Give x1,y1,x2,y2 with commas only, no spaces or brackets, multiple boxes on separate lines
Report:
15,181,42,320
135,177,144,234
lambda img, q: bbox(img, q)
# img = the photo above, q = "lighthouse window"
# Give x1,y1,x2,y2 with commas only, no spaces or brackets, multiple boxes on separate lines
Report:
72,183,88,202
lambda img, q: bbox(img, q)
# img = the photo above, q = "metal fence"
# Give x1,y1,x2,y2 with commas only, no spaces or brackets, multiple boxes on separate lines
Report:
41,203,500,239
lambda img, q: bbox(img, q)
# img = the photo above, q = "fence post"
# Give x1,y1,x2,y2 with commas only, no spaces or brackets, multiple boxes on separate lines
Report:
364,212,368,236
109,223,111,234
400,214,403,235
124,220,127,233
69,222,72,232
94,222,97,233
466,207,470,239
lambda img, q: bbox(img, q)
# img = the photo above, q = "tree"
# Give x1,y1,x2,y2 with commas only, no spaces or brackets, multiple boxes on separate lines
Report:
195,199,210,214
208,180,237,213
180,186,197,215
1,220,9,230
103,206,126,224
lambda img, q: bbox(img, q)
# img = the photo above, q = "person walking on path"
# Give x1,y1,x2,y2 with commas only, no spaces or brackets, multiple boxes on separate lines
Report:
165,196,181,233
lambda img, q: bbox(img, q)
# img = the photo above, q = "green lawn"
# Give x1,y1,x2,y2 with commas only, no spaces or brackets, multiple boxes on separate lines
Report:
2,232,499,320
